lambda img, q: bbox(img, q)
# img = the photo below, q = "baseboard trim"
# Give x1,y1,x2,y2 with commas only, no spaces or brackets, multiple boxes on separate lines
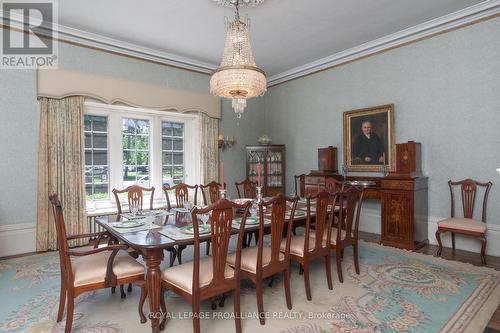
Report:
358,208,500,257
0,223,36,258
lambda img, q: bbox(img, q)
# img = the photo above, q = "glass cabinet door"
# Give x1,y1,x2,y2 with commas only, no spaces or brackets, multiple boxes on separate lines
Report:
266,150,283,188
247,150,266,184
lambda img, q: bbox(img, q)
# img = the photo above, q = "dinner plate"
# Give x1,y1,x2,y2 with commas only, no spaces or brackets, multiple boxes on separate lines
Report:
233,217,259,225
121,214,145,220
111,221,145,228
180,224,211,235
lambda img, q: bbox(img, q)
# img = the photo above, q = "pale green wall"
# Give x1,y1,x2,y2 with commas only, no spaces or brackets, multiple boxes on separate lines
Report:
264,16,500,222
0,37,251,226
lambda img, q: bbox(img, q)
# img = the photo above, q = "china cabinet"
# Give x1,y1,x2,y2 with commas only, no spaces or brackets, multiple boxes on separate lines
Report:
246,145,285,196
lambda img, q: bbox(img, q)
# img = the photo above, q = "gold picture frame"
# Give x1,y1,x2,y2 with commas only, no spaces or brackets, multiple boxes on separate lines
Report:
343,104,395,172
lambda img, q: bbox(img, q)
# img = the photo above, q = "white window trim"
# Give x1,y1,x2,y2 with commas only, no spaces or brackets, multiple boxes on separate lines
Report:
84,101,200,210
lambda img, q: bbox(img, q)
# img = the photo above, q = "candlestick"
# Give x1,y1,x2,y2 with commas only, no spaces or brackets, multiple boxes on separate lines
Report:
257,161,261,187
219,188,227,199
221,161,225,190
256,185,263,204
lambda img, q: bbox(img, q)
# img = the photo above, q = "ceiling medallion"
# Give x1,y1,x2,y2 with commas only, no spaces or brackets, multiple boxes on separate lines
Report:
211,0,265,7
210,0,267,118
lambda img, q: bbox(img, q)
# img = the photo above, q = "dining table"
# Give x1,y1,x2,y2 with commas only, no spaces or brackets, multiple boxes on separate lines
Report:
95,198,328,332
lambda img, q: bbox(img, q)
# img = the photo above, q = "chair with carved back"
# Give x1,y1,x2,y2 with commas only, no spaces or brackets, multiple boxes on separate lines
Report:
282,189,334,300
111,185,154,294
163,182,199,210
199,181,226,206
49,194,147,333
159,199,251,333
436,179,492,264
162,183,200,266
112,185,155,215
235,179,257,199
227,194,298,325
327,186,364,282
199,181,226,255
294,174,306,197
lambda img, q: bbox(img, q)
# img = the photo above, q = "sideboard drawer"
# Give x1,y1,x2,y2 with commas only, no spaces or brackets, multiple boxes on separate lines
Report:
380,180,414,191
305,176,325,185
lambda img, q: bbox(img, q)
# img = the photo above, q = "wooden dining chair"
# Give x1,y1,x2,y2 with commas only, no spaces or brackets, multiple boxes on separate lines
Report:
159,198,251,333
199,181,226,255
235,179,257,199
227,194,298,325
163,182,199,209
294,174,306,197
282,189,334,301
112,185,155,215
327,186,364,283
162,183,200,265
199,181,226,205
111,185,155,293
49,194,147,333
436,179,492,264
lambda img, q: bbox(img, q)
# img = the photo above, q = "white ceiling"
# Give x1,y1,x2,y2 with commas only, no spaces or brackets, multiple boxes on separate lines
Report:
58,0,488,77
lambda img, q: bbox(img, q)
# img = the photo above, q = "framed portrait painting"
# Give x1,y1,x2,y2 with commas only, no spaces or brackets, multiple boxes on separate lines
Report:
343,104,395,172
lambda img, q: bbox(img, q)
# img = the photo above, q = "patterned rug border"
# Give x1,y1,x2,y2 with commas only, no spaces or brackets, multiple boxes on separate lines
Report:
360,241,500,333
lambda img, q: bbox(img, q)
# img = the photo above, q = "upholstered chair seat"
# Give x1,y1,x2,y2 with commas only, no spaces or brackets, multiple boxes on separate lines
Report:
313,228,349,245
227,246,285,274
72,250,145,287
437,217,486,233
280,235,327,257
162,257,235,294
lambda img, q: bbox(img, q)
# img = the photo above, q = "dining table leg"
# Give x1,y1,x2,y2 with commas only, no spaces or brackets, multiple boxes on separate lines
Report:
143,249,165,333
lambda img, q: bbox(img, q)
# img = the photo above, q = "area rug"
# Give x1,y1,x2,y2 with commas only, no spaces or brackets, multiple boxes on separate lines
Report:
0,241,499,333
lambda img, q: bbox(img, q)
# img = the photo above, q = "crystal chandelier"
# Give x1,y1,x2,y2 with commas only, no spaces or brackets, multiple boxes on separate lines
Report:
210,0,267,118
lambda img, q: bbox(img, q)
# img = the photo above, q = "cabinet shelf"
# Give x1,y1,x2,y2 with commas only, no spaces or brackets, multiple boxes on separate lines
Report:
246,145,285,197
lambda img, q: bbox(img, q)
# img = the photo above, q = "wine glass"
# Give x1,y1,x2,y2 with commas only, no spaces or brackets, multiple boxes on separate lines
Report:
145,210,155,230
131,202,139,216
200,213,210,226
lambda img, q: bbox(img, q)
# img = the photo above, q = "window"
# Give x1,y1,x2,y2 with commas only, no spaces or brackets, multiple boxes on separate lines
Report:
84,102,200,209
122,118,150,187
162,121,184,186
84,115,109,200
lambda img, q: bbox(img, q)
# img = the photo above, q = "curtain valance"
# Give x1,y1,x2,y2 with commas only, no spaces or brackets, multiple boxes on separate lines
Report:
37,68,221,119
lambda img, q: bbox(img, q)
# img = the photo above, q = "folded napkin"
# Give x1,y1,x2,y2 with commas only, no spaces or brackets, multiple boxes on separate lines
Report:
108,222,162,234
159,228,194,241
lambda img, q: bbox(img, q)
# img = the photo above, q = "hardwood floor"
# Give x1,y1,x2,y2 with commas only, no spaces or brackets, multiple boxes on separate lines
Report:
359,232,500,332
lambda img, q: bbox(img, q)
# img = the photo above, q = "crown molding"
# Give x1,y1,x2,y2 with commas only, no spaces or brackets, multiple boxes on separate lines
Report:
0,11,218,74
267,1,500,87
1,1,498,82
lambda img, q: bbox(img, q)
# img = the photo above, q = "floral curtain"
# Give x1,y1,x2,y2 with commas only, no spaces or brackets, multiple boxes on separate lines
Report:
200,112,219,184
36,96,88,251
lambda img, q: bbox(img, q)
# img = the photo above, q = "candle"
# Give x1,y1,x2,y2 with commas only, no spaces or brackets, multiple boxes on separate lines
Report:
221,161,225,190
382,152,386,164
258,161,261,187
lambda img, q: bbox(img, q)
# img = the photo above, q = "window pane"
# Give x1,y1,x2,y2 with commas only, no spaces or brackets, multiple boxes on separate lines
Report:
85,151,92,165
173,123,184,137
173,152,183,165
162,137,173,150
92,117,107,132
85,133,91,148
84,115,109,201
162,152,172,165
173,138,183,151
122,118,150,187
162,121,184,184
93,133,107,149
162,122,173,136
93,151,108,165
